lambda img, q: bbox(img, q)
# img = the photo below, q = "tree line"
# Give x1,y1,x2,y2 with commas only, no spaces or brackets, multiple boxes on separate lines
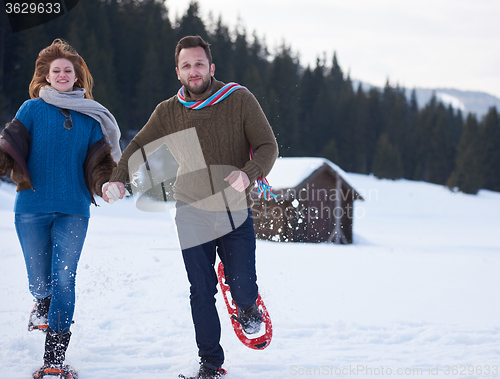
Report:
1,0,499,194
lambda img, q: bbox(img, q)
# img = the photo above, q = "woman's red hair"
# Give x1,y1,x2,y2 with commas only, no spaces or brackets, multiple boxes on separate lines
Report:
29,38,94,100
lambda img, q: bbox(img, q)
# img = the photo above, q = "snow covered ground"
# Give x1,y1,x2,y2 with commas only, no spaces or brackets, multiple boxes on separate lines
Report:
1,173,499,379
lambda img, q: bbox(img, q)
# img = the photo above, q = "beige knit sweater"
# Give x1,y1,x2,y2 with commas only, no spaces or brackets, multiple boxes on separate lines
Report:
110,79,278,210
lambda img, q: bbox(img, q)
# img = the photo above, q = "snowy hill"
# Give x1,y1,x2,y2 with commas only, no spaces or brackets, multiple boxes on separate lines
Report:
412,88,500,118
1,173,499,379
352,80,500,118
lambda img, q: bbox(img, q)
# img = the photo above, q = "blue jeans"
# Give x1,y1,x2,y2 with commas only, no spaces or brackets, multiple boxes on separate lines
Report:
15,213,89,334
175,202,258,368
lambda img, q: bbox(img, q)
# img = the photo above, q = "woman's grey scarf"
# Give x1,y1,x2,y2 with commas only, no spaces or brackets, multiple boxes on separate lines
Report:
39,86,122,163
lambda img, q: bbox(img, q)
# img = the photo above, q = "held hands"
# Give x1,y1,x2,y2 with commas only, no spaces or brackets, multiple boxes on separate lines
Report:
102,182,125,204
102,172,248,204
224,170,250,192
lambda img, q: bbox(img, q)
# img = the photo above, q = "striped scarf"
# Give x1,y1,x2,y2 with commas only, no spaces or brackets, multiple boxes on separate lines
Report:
177,82,277,201
177,82,247,109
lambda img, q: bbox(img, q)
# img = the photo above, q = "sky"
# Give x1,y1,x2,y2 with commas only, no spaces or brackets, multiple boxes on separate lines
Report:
165,0,500,98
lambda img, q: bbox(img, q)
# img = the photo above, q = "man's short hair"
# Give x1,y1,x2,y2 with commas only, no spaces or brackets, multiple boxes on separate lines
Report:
175,35,212,67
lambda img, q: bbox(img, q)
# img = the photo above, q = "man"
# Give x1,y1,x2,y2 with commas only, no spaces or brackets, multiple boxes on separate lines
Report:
103,35,278,379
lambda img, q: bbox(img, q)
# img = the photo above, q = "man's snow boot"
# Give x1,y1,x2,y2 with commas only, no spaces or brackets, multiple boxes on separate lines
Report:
179,363,227,379
28,295,51,332
235,302,263,334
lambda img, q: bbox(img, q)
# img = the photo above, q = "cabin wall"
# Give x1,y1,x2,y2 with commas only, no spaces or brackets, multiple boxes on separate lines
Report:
251,172,357,244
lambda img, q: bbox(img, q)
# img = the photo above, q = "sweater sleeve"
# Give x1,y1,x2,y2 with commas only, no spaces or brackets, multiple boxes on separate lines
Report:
240,91,279,183
109,102,168,184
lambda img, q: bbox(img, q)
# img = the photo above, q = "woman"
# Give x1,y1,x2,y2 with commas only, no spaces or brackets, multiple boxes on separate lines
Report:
0,39,120,379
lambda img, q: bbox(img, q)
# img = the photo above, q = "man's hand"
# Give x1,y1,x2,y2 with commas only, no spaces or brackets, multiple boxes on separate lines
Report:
102,182,125,204
224,170,250,192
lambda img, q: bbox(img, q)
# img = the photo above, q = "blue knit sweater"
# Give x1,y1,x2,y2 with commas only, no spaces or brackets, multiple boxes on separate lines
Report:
14,98,103,218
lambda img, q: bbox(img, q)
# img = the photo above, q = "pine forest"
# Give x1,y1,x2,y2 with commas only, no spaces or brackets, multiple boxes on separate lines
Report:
1,0,499,195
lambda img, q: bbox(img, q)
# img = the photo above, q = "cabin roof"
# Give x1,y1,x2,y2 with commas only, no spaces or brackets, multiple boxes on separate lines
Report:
266,157,358,192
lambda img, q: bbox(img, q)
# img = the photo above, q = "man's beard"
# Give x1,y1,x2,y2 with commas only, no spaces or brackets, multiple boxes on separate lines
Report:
183,75,211,96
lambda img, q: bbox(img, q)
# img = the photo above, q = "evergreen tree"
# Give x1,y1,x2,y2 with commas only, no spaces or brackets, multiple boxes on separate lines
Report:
329,53,344,92
0,67,5,123
134,0,174,129
63,0,122,126
297,66,316,155
267,44,300,156
449,107,464,145
320,139,340,165
158,6,178,98
99,0,144,133
373,133,404,179
382,83,409,149
414,95,456,184
301,58,331,156
245,32,269,102
432,105,456,185
481,107,500,191
0,10,7,122
451,114,483,194
334,86,356,170
175,1,208,41
326,53,357,170
351,84,371,173
231,28,251,85
135,43,165,126
82,30,120,115
402,89,419,179
208,17,234,82
365,87,384,173
10,27,50,106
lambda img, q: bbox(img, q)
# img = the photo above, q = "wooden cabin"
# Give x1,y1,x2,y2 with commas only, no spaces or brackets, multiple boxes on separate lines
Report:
251,157,364,244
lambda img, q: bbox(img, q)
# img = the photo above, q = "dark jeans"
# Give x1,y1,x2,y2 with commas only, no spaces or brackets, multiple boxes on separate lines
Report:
175,202,258,367
15,212,88,334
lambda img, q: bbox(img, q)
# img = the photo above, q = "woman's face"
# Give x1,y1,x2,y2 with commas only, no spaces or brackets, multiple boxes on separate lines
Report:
46,58,77,92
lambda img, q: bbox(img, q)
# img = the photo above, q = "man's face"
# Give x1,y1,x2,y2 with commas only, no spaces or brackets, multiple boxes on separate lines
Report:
176,46,215,100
